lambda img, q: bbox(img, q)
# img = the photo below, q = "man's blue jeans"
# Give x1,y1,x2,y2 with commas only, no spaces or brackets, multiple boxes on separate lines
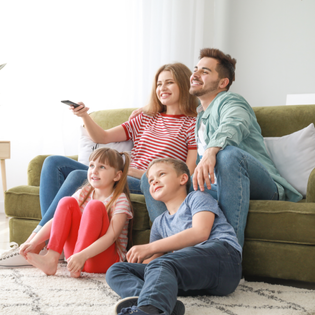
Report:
106,240,242,315
140,146,279,247
37,155,142,229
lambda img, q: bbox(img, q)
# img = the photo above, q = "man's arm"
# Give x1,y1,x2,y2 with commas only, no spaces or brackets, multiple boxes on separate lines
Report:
126,211,215,263
193,147,221,191
193,99,252,191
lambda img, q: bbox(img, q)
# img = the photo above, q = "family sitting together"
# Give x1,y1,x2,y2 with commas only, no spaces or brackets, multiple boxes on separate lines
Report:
2,48,302,315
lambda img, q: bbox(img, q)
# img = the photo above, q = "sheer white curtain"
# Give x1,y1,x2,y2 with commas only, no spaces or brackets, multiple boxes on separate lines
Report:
0,0,215,208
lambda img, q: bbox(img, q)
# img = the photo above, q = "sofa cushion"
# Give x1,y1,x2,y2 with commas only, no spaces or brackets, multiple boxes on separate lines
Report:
9,218,39,246
5,186,41,219
78,125,133,166
245,200,315,245
130,194,151,230
264,123,315,197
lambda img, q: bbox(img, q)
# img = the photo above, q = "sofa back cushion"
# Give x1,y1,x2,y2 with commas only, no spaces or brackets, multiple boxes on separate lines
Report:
90,108,138,130
253,104,315,137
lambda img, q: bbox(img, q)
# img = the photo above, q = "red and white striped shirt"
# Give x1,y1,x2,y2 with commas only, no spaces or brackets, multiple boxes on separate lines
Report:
72,187,132,262
122,112,197,170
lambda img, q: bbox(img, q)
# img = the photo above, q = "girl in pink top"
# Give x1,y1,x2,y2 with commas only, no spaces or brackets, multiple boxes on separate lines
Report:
20,148,133,277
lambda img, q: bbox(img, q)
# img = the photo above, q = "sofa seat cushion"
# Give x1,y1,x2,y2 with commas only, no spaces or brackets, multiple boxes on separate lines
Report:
245,200,315,245
5,188,150,230
130,194,151,230
5,186,41,219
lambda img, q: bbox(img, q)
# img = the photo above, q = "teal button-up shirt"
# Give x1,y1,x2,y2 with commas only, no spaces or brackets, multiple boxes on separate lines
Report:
195,91,302,202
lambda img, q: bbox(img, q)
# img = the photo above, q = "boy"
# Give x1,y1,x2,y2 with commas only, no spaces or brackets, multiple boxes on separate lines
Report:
106,158,242,315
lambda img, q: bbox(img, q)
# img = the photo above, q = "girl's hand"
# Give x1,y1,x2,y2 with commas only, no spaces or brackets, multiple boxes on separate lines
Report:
70,102,89,118
126,244,153,264
20,242,38,258
67,252,87,272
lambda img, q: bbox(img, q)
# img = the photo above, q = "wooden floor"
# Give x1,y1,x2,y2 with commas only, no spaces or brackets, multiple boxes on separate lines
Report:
0,213,10,253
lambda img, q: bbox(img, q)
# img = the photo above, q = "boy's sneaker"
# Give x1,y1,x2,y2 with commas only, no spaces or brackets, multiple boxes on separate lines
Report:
114,297,185,315
117,306,163,315
114,296,139,313
0,242,64,268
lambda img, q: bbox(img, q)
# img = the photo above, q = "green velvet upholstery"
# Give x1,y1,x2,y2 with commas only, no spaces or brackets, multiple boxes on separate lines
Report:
4,105,315,283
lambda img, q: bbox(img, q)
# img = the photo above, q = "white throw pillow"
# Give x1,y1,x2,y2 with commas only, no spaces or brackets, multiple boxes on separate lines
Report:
264,123,315,197
78,126,134,166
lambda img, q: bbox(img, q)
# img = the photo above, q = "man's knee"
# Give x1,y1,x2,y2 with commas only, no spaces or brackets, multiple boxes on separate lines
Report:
216,146,245,171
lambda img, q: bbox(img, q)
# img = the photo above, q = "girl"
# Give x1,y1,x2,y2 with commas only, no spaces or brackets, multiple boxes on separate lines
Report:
20,148,133,277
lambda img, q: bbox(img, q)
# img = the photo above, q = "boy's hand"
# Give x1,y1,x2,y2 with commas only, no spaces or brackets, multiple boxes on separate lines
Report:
126,244,153,263
67,252,86,272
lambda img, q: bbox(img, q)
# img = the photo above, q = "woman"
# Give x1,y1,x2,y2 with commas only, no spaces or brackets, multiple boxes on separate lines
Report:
1,62,199,263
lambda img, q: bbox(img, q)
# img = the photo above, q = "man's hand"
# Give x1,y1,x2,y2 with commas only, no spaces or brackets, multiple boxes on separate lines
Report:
193,147,221,191
126,244,154,264
129,107,143,121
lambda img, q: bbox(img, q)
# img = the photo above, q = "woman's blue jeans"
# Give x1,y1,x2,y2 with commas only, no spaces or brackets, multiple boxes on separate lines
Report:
106,240,242,315
140,146,279,248
37,155,142,230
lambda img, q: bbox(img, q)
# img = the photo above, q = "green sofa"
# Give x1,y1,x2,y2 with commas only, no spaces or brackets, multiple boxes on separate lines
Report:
5,105,315,283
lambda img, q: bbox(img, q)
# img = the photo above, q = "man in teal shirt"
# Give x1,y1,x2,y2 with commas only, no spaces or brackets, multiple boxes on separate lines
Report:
141,48,302,248
188,48,302,246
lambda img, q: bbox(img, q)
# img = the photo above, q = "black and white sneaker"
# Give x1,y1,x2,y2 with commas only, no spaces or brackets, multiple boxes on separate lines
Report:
113,297,185,315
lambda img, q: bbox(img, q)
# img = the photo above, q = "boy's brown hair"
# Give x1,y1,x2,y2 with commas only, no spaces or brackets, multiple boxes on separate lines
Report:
146,158,191,193
199,48,237,91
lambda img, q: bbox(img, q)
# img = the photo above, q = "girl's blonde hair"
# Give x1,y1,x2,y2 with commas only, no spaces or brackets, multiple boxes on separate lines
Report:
146,62,199,117
80,147,133,248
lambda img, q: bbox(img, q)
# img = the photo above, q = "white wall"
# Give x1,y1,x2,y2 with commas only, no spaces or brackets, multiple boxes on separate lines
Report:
215,0,315,108
1,0,314,212
0,0,215,212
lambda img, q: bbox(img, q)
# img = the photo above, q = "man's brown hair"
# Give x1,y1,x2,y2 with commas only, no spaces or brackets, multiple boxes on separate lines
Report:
199,48,237,90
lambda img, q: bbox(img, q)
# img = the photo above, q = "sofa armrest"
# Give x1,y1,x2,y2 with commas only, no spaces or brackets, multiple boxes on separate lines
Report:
306,168,315,203
27,155,78,186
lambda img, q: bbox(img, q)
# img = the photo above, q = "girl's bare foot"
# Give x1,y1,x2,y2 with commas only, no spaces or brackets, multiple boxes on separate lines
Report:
26,250,60,275
70,271,81,278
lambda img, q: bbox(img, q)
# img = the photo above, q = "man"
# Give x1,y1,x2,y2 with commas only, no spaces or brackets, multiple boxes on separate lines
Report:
140,48,302,247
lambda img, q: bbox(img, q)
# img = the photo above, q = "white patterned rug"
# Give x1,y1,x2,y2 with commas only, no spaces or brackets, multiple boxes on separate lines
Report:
1,263,315,315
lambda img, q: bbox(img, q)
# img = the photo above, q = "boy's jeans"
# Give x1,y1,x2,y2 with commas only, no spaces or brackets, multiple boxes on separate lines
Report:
37,155,142,229
106,240,242,315
140,146,279,247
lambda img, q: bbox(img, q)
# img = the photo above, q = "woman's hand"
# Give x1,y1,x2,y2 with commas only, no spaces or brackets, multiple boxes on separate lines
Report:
126,244,154,264
128,167,145,179
70,102,89,117
67,252,87,273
